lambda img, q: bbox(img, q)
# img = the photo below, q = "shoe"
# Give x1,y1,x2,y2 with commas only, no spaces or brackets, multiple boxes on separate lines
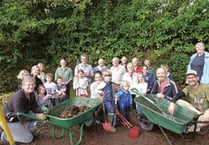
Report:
110,126,116,133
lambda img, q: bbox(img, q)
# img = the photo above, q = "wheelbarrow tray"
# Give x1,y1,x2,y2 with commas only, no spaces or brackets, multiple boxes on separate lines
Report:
134,94,198,134
46,97,101,130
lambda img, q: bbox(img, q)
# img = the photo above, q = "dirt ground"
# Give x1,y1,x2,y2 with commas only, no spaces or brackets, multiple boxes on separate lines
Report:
22,114,209,145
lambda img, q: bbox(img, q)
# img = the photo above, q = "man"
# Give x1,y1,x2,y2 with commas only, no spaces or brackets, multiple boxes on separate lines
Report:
110,57,126,93
74,54,94,84
93,58,109,74
1,76,47,143
172,70,209,131
151,67,179,113
55,58,73,100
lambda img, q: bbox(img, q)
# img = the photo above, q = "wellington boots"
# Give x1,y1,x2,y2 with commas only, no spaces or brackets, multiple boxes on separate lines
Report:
107,115,117,132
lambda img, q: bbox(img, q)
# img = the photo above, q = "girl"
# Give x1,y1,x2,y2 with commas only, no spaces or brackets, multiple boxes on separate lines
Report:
37,85,49,108
55,76,66,103
73,69,88,97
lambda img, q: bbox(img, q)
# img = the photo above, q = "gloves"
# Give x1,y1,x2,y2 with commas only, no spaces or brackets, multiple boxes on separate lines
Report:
36,113,47,120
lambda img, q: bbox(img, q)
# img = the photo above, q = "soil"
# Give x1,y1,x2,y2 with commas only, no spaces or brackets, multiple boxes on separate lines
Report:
21,113,209,145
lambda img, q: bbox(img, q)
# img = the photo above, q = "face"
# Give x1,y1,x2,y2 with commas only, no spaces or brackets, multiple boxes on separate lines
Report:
78,71,84,78
186,74,199,87
121,57,127,64
32,67,40,76
94,73,103,82
46,76,52,82
144,60,150,66
81,56,88,64
132,58,138,66
138,74,144,82
142,66,148,74
98,59,104,66
39,86,45,95
104,74,112,82
22,81,35,94
57,78,63,84
127,65,133,73
156,68,167,82
112,58,119,66
60,59,67,67
195,44,205,55
123,85,130,91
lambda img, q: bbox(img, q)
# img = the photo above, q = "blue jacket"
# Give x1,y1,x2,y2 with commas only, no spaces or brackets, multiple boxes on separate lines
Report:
188,51,209,85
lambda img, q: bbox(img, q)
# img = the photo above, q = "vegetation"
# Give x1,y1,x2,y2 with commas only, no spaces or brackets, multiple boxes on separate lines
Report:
1,0,209,92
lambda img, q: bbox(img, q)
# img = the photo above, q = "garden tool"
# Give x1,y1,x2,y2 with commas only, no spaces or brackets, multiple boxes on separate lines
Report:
102,104,111,132
115,105,139,138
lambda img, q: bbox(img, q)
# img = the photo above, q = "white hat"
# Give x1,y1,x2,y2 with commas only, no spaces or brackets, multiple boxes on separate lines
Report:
186,70,198,76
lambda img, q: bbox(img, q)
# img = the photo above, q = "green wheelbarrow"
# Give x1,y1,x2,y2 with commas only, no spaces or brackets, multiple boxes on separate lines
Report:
131,88,202,145
18,97,102,145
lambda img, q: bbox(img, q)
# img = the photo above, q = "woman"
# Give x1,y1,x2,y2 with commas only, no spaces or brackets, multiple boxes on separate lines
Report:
188,42,209,85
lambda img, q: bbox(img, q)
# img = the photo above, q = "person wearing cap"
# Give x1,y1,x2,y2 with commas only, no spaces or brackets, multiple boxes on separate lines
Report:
169,69,209,132
187,42,209,85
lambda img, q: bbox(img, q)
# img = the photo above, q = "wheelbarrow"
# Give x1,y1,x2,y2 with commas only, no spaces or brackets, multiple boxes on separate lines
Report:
130,88,205,145
17,97,102,145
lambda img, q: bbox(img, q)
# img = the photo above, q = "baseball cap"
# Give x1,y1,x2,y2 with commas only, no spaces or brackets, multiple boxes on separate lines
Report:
186,69,198,76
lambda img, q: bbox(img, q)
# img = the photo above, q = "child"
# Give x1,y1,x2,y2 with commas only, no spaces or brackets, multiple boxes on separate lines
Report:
55,76,67,103
115,80,132,123
73,69,88,97
44,73,57,107
99,70,116,132
131,73,148,94
36,85,49,108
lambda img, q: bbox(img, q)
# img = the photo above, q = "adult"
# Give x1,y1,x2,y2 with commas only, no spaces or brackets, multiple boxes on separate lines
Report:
132,57,142,73
120,56,128,71
110,57,126,93
37,62,46,83
151,67,179,113
93,58,109,74
31,65,44,93
170,70,209,132
142,65,154,93
1,76,47,143
17,69,30,90
55,58,73,100
74,54,94,84
160,64,174,81
188,42,209,85
143,58,156,80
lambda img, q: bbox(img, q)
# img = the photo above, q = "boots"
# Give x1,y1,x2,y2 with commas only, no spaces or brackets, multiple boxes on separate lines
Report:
107,114,116,132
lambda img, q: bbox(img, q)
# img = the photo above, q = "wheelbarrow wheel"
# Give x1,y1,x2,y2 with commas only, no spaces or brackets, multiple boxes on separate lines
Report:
137,113,154,131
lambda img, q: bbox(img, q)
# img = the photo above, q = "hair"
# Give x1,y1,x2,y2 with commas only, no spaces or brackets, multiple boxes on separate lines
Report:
22,76,35,86
37,62,45,71
94,70,103,77
31,65,40,75
160,64,169,72
81,54,88,59
56,76,63,81
17,69,29,79
120,80,130,88
102,70,112,77
45,73,53,79
195,42,205,49
78,69,84,74
127,62,133,68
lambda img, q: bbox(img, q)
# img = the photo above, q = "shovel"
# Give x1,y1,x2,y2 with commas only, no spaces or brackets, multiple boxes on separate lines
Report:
102,104,112,132
115,106,140,139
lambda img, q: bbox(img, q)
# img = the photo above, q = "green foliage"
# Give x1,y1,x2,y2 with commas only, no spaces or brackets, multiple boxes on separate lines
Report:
1,0,209,92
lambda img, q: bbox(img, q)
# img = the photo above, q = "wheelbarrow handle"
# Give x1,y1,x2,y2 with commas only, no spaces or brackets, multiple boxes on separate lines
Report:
130,88,168,116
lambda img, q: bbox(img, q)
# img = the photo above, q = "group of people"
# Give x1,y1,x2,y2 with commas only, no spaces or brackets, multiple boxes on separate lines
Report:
1,42,209,143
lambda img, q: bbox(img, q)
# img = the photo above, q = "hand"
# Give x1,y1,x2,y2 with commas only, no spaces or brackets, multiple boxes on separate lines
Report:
156,93,164,99
168,102,176,116
36,113,47,120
